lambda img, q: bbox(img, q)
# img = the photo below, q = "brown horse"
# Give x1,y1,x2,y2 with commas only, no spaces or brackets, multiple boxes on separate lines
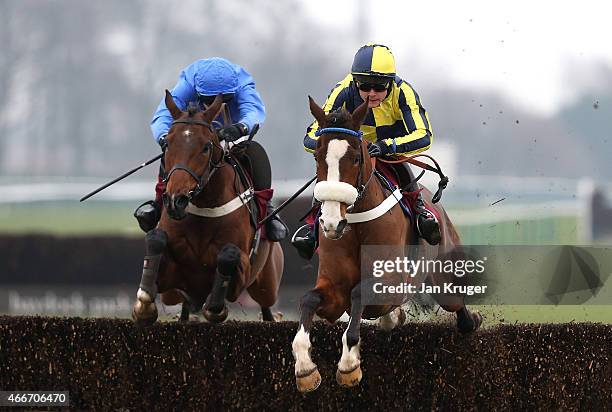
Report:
132,91,283,325
291,97,482,392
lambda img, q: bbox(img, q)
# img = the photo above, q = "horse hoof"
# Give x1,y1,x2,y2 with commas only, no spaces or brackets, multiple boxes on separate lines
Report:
132,302,158,327
203,305,229,323
336,365,362,388
471,311,483,331
296,368,321,393
458,310,483,334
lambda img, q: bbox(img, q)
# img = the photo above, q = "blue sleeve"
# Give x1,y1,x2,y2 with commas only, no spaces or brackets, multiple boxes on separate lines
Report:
150,66,198,143
233,67,265,133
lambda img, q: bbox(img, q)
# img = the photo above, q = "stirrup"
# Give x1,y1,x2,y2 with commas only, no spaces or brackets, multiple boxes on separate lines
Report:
291,224,316,260
416,213,441,245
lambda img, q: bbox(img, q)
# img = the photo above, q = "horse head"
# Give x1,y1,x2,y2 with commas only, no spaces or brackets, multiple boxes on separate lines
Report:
309,96,370,239
162,90,224,220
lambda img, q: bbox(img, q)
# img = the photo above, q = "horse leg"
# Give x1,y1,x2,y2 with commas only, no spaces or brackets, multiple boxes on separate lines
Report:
337,283,364,388
430,275,483,334
248,242,284,322
456,305,483,334
261,307,275,321
292,289,323,393
132,228,167,326
202,243,241,323
378,306,407,332
179,304,190,322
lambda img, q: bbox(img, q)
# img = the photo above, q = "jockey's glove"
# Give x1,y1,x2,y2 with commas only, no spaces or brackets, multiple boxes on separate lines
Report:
368,140,391,158
158,133,168,151
218,123,248,142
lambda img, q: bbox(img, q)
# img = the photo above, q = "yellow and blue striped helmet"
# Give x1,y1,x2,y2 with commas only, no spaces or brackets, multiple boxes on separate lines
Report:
351,44,396,82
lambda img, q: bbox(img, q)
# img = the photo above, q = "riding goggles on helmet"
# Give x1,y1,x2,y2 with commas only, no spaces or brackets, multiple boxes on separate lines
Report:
197,93,235,107
355,81,389,92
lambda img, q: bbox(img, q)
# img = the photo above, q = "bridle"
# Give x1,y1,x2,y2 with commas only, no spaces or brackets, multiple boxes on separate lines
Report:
163,118,226,200
315,127,374,203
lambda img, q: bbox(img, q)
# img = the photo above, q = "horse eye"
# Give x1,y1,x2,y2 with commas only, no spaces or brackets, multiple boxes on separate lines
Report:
202,145,210,153
354,155,360,164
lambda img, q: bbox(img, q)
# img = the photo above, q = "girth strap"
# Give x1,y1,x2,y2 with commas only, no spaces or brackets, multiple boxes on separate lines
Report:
186,188,254,218
345,187,403,224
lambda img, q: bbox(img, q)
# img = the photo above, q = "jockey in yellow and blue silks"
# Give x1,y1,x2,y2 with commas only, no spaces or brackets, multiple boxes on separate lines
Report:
134,57,288,241
292,44,440,259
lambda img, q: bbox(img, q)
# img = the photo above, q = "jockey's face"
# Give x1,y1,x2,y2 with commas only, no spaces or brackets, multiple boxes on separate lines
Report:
357,83,388,108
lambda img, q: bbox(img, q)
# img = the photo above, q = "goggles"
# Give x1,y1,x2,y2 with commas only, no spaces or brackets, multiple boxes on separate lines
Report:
355,81,389,92
197,93,235,106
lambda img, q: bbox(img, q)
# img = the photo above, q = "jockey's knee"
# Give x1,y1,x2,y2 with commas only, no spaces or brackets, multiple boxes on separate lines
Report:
244,140,272,190
217,243,242,277
145,228,167,255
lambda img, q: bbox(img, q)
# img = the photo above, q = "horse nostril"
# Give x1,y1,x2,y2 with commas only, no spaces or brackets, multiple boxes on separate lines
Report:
174,194,189,210
337,219,348,233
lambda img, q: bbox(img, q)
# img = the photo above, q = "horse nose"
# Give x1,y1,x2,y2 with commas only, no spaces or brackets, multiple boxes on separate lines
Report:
173,194,189,210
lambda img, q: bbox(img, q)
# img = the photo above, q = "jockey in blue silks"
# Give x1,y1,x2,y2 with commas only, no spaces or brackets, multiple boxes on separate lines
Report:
134,57,288,241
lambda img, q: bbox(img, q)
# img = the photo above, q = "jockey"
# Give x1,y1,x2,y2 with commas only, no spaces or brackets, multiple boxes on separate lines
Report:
134,57,288,241
292,44,441,259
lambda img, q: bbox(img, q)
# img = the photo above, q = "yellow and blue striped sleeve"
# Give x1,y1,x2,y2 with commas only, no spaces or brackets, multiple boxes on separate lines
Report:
380,82,433,156
303,77,351,153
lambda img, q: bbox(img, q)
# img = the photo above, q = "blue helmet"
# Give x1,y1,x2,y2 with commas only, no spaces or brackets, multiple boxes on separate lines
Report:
193,58,239,96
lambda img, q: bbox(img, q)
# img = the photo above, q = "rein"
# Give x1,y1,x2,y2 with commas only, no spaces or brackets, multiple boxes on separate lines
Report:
378,154,448,203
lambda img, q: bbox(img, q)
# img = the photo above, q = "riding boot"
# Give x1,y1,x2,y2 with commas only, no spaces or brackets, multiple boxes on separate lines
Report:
265,200,289,241
134,164,166,233
403,164,441,245
291,224,316,260
134,200,161,233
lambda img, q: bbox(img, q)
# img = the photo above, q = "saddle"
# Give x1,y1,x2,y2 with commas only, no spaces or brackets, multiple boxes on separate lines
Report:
227,141,274,240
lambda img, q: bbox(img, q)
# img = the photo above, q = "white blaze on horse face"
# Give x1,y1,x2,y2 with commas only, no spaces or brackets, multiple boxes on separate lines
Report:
321,139,349,234
338,322,361,372
182,130,192,137
292,325,316,374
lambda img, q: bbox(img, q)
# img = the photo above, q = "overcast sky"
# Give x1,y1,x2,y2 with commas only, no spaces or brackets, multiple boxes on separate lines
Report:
304,0,612,116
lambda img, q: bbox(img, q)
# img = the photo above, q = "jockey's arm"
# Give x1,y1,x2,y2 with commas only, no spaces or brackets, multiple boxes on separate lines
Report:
234,67,266,134
303,79,351,153
150,70,197,144
376,82,433,157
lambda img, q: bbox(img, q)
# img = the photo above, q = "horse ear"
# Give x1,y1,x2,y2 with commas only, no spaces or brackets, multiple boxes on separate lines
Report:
203,94,224,122
352,97,369,129
165,90,182,120
308,95,326,127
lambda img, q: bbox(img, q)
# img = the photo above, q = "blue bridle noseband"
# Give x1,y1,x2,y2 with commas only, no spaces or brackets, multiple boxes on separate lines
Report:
315,127,363,139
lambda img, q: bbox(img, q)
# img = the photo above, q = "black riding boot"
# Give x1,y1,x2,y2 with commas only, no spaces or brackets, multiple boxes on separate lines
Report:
134,200,161,233
265,200,289,241
291,224,316,260
403,164,441,245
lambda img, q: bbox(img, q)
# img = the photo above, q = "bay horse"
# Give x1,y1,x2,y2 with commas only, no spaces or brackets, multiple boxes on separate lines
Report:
132,91,283,325
291,96,482,392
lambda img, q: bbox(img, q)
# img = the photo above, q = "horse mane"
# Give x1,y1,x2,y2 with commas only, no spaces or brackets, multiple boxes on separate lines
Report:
186,102,200,117
326,108,352,128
